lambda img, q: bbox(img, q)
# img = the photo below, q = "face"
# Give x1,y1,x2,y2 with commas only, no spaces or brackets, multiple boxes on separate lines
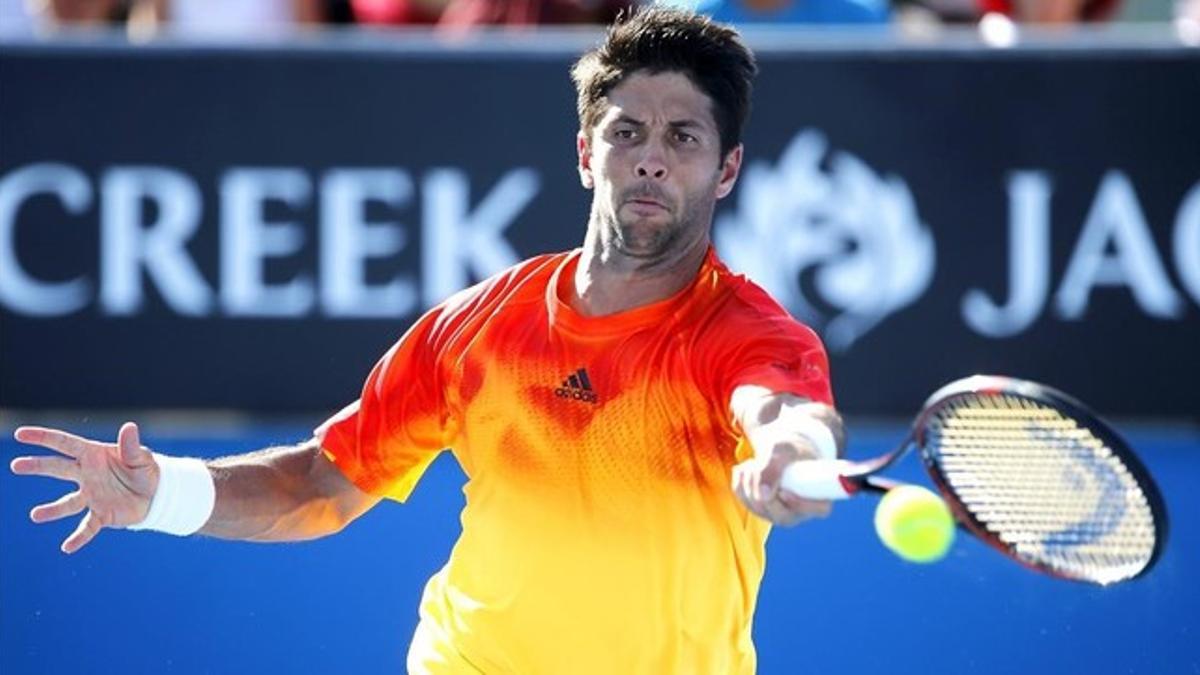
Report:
577,70,742,263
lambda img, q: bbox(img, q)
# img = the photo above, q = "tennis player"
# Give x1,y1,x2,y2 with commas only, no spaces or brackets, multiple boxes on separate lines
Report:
11,8,844,673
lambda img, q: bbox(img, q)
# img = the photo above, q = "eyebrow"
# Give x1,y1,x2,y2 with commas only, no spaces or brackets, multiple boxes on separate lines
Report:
614,114,708,131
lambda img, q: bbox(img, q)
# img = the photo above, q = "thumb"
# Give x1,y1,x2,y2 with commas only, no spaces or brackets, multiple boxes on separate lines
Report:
760,453,796,498
117,421,152,467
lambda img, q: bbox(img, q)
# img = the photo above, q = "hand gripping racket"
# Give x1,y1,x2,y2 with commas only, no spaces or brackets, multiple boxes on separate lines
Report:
781,375,1168,585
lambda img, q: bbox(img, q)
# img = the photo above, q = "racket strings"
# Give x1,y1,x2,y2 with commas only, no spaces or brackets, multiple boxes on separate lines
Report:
927,393,1157,585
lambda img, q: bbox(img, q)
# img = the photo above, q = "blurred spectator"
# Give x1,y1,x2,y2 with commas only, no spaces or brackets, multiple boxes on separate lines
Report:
15,0,344,35
660,0,889,24
352,0,632,28
899,0,1123,24
23,0,129,28
892,0,976,23
352,0,449,24
439,0,629,27
0,0,37,34
1179,0,1200,44
1178,0,1200,22
134,0,328,36
979,0,1120,23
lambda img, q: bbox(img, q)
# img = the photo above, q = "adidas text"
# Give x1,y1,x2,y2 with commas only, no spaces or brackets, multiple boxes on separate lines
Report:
554,387,598,403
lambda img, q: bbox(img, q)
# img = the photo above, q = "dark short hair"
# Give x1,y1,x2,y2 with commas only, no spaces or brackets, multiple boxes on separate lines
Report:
570,7,758,159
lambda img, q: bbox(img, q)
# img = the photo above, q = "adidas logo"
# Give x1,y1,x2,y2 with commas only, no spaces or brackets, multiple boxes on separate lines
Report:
554,367,598,404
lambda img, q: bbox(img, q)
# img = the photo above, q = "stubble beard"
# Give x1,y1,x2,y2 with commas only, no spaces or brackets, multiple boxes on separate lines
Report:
598,188,715,267
615,215,684,260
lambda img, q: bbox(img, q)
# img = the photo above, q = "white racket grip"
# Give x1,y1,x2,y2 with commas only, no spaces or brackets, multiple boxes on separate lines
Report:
779,459,857,500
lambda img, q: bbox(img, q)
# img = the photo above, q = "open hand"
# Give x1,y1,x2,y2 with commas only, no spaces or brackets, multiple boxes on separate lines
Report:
10,422,159,553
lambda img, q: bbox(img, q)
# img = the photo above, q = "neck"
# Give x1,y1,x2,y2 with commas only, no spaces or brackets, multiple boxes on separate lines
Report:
570,223,710,317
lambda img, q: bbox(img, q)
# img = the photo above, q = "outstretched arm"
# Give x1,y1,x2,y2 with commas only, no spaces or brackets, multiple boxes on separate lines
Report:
202,435,379,541
11,422,379,553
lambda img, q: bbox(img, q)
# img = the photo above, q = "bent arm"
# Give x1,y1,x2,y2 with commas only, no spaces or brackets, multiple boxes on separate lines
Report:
200,439,380,542
729,384,845,525
731,384,844,463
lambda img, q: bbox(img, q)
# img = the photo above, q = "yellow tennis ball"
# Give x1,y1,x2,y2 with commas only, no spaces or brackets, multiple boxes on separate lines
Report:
874,485,956,563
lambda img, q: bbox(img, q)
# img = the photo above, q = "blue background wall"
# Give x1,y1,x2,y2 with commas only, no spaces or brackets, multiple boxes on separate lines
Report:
3,38,1198,675
2,424,1195,674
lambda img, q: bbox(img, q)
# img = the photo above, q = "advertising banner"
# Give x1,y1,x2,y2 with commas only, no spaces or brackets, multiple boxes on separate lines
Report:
3,44,1197,417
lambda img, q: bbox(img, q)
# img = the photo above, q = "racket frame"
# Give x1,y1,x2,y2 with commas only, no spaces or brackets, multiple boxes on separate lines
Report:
913,376,1170,584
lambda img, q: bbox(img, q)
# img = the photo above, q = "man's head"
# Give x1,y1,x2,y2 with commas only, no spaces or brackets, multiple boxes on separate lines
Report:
571,8,758,264
571,7,757,161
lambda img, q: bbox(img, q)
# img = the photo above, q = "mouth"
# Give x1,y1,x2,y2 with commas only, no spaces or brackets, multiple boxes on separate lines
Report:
625,196,669,212
625,201,669,219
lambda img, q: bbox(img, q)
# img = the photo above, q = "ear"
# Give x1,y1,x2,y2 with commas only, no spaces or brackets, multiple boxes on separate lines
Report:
577,131,595,190
715,144,743,200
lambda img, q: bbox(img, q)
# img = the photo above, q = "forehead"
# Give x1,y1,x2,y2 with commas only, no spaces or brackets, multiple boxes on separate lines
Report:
598,70,717,130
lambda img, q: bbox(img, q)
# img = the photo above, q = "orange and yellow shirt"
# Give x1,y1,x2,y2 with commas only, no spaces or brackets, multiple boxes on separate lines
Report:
317,247,832,674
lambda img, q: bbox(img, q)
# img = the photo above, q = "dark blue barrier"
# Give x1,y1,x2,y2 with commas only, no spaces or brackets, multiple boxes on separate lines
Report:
1,423,1196,674
2,41,1198,418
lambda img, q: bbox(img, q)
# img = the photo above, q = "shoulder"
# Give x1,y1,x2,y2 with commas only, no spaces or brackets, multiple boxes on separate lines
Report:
688,256,833,407
700,256,821,346
434,252,565,328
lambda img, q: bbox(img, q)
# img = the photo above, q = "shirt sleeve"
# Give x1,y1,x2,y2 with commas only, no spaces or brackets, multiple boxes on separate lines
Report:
717,314,833,408
695,285,835,442
314,305,453,503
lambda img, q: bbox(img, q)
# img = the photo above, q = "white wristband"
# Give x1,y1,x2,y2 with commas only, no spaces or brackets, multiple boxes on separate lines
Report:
782,412,839,461
746,410,839,462
127,453,216,536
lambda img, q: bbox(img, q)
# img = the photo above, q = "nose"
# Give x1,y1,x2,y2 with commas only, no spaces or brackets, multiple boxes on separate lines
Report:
634,141,668,180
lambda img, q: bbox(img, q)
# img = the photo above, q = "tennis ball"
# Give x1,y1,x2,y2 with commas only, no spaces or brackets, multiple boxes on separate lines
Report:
874,486,955,563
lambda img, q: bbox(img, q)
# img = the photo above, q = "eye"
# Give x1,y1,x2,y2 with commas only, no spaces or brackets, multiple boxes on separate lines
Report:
675,131,698,144
613,128,637,140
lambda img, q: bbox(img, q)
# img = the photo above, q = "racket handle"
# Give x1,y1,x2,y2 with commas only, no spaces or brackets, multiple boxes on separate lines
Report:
779,459,858,500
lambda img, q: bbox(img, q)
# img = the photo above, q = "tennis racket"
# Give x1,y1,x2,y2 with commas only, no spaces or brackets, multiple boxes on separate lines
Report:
781,375,1168,586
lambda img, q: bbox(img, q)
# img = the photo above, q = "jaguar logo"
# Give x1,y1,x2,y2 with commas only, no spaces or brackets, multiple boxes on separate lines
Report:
716,130,935,351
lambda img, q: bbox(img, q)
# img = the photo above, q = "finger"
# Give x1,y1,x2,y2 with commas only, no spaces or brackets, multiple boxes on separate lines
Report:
777,490,832,518
765,499,815,527
61,511,103,555
116,421,152,468
762,497,794,524
735,483,774,522
12,426,91,459
731,467,753,508
729,466,768,511
745,501,773,522
748,465,764,502
9,455,80,482
31,491,87,523
731,469,761,516
757,466,783,504
760,448,800,495
758,472,780,502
